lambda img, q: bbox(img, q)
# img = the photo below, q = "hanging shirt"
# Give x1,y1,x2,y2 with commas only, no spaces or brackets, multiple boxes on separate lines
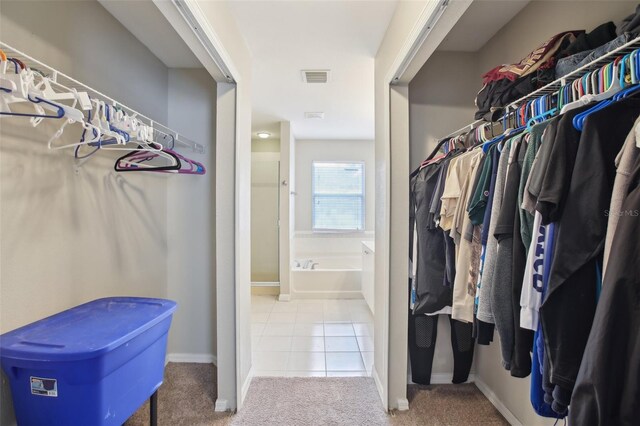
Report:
519,121,549,250
451,150,484,323
410,160,453,315
540,97,640,416
476,137,513,325
520,211,547,331
603,117,640,275
569,152,640,426
491,133,524,370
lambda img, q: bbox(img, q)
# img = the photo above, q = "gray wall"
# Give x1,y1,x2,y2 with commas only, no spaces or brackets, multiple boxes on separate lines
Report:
0,1,217,424
167,68,217,357
409,51,479,170
409,1,638,424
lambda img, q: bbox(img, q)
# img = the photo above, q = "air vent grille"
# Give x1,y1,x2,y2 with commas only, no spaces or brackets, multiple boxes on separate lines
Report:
302,70,330,84
305,112,325,119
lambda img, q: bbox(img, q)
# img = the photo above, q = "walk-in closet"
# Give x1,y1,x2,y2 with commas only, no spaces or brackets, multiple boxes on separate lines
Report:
408,1,640,424
2,1,640,425
0,1,219,425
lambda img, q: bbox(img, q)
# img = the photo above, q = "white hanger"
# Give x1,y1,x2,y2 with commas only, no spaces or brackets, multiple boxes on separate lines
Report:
561,61,622,114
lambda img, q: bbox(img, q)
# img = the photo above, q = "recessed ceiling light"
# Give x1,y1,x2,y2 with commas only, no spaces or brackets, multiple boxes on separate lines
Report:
257,132,271,139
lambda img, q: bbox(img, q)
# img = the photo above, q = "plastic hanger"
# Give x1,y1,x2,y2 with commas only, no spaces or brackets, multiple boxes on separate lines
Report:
114,144,182,172
572,62,640,131
130,148,206,175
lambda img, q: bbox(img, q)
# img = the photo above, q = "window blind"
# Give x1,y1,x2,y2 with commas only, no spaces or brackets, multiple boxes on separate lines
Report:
312,162,365,231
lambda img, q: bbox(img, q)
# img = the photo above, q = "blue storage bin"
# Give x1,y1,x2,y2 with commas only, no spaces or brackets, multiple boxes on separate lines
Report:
0,297,177,426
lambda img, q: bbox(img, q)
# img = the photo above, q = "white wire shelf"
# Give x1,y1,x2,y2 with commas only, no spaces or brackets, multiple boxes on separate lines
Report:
436,35,640,142
505,34,640,110
0,42,205,154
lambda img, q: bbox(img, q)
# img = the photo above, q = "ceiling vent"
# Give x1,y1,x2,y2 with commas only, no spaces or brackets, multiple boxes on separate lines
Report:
305,112,325,119
301,70,330,84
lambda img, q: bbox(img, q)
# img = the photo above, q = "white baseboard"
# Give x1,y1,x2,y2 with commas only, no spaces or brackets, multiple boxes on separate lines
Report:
474,377,522,426
278,293,291,302
166,353,217,365
214,399,229,412
372,366,386,410
240,366,254,408
251,281,280,287
396,398,409,411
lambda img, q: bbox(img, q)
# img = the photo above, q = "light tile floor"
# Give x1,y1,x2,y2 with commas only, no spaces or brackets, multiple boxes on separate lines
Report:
251,295,374,377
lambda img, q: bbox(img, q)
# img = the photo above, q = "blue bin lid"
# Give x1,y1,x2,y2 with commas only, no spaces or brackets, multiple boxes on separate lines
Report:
0,297,177,362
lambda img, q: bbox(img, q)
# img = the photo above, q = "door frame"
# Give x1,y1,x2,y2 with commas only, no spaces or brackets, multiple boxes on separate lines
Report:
154,0,245,412
375,0,473,411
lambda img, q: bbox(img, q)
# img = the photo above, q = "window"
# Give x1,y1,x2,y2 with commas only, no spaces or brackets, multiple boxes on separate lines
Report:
312,161,365,231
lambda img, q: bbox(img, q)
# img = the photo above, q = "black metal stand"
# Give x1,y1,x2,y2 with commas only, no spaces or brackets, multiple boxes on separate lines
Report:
150,390,158,426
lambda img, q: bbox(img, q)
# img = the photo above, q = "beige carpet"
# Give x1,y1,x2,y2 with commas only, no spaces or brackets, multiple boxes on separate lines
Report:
126,363,507,425
125,363,232,426
232,377,388,425
391,384,509,425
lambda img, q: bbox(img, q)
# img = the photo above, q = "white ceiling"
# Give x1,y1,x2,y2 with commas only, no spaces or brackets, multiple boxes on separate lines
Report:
437,0,530,52
228,0,398,140
98,0,202,68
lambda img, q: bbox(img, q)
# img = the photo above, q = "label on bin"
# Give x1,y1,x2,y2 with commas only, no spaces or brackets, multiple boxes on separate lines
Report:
30,376,58,397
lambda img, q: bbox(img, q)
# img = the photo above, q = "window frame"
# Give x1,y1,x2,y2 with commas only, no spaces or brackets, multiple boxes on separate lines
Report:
311,160,366,233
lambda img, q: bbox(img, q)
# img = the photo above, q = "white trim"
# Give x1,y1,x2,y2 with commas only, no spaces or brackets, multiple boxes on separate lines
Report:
396,398,409,411
170,0,240,82
391,0,450,83
294,230,375,238
214,399,229,412
475,378,522,426
372,366,386,411
278,293,291,302
166,353,218,365
251,281,280,287
386,2,440,85
240,366,253,407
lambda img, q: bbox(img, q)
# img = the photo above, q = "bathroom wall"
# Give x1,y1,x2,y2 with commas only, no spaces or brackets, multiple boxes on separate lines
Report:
295,139,375,233
292,139,375,269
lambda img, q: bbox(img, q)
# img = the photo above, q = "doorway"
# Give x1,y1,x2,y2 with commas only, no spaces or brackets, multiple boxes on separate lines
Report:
251,153,281,291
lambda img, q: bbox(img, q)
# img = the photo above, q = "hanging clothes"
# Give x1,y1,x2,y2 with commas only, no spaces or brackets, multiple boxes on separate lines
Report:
451,150,485,323
490,133,525,371
409,148,476,385
540,97,640,415
410,160,452,315
603,116,640,273
569,148,640,426
476,138,512,326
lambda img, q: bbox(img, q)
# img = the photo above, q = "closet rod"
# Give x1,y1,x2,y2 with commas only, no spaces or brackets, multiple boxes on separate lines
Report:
435,35,640,143
439,119,485,140
0,42,205,155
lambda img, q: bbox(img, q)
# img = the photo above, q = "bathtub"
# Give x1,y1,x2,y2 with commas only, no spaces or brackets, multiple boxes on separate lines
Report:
291,256,362,299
